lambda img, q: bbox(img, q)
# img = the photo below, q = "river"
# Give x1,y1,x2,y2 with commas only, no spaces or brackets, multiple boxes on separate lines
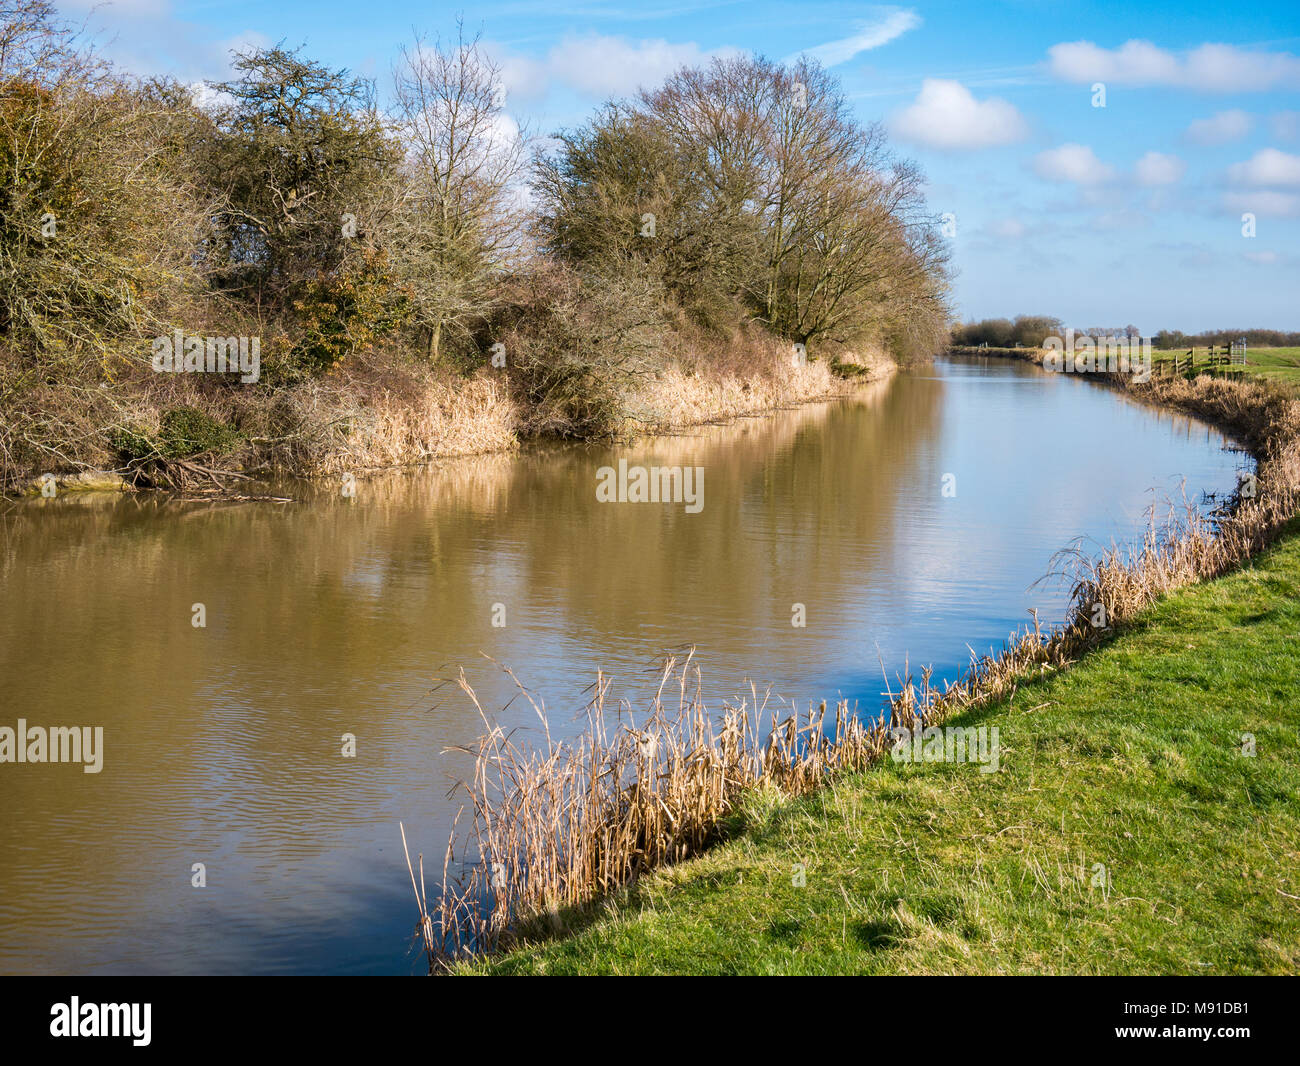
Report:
0,355,1248,974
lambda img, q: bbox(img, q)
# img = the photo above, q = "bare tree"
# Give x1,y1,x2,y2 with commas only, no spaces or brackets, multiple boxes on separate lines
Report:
640,54,949,352
389,24,529,362
0,1,204,354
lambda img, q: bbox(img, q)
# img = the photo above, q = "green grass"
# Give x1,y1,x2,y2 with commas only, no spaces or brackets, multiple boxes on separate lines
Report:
463,522,1300,975
1153,346,1300,390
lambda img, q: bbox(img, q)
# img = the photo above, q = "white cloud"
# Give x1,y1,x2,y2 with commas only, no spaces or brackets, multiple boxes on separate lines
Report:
188,81,231,112
493,52,550,103
1184,45,1300,92
1226,148,1300,187
1242,250,1280,265
789,7,921,68
1048,40,1178,85
1184,110,1253,146
1033,144,1115,184
1135,151,1186,186
1272,111,1300,142
492,33,738,102
1222,190,1300,217
1047,40,1300,92
890,79,1028,150
59,1,267,81
549,34,731,98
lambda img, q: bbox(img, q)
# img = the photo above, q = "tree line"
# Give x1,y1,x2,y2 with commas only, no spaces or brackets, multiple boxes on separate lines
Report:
0,1,949,481
1150,329,1300,349
952,317,1298,349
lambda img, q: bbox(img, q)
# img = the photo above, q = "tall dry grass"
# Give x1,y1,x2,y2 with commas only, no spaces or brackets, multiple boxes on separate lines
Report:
257,357,519,476
402,363,1300,972
403,656,903,967
622,322,891,434
0,344,521,492
2,326,885,492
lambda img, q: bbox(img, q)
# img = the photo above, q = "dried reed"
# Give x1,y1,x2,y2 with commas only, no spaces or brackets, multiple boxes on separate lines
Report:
403,657,910,968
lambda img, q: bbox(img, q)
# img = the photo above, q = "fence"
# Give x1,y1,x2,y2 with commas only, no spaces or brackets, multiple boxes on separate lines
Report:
1156,344,1248,379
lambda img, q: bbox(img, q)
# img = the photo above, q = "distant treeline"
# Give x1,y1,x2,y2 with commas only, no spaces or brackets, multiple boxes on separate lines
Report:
1151,329,1300,349
952,317,1298,350
0,0,950,484
950,316,1069,348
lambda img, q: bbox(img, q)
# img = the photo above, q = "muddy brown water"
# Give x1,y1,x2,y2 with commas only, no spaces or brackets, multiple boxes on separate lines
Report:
0,356,1247,973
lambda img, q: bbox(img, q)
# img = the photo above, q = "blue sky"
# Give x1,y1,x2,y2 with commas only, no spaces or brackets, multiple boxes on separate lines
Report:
61,0,1300,331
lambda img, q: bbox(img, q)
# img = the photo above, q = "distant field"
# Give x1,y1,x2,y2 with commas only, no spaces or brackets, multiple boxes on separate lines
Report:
1153,346,1300,390
952,344,1300,392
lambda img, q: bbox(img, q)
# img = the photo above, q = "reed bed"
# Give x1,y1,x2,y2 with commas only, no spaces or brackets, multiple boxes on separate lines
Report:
623,325,887,434
404,659,910,968
403,366,1300,972
257,360,520,477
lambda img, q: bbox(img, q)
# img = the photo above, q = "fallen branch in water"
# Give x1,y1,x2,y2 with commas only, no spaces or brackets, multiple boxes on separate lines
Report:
121,454,252,493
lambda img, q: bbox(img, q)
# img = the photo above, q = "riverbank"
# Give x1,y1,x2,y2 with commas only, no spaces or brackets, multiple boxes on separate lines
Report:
6,340,892,498
418,352,1300,974
461,517,1300,974
2,340,894,499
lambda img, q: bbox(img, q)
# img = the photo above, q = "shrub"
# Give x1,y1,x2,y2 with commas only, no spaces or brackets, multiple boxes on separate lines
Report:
0,74,205,358
107,423,157,465
287,252,411,377
109,407,239,465
158,406,240,459
491,263,666,438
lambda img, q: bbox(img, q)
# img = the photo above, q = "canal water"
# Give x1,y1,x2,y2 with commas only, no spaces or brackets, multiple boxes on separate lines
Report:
0,356,1248,973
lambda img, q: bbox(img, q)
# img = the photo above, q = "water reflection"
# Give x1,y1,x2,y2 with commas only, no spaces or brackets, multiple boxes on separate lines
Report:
0,357,1246,973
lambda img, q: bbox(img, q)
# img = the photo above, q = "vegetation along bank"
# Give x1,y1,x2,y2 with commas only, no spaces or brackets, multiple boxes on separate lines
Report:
1,5,940,495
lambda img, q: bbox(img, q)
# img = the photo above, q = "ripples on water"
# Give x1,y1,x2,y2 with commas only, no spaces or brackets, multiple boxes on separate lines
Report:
0,356,1248,974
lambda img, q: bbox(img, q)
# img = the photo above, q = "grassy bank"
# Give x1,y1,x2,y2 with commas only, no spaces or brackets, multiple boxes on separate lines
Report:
1155,346,1300,390
462,521,1300,975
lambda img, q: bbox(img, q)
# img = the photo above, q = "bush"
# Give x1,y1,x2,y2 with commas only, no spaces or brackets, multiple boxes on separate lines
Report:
492,263,666,438
107,423,157,464
286,252,411,378
0,74,205,359
159,407,240,459
109,407,239,465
